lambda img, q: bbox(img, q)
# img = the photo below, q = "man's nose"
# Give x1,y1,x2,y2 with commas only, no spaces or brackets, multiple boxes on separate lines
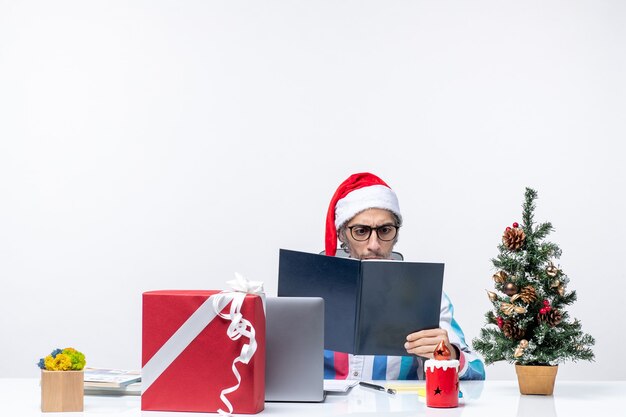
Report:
366,233,382,251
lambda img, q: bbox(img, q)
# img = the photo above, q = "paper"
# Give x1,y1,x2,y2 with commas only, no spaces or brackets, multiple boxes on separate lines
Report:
385,383,425,394
324,380,359,393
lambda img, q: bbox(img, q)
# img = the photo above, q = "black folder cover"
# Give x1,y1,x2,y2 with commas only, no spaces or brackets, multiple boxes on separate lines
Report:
277,249,444,356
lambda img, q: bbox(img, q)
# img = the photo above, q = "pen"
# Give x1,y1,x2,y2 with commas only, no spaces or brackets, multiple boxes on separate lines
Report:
359,381,396,395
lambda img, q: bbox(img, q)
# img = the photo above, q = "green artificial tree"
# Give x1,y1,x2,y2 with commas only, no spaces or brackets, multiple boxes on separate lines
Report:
473,188,594,366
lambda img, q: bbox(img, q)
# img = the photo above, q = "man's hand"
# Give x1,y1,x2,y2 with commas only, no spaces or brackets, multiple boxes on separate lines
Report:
404,328,457,360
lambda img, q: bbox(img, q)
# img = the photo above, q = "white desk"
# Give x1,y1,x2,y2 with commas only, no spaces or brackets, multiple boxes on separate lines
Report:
1,379,622,416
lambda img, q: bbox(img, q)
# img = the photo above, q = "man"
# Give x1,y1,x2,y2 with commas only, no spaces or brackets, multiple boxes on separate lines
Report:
324,172,485,380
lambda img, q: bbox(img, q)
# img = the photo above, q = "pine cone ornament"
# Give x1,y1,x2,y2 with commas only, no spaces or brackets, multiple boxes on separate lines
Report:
502,227,526,251
538,309,562,327
518,286,538,304
502,319,525,340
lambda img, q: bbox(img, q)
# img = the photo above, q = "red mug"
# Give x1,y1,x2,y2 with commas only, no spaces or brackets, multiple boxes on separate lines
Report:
425,359,459,408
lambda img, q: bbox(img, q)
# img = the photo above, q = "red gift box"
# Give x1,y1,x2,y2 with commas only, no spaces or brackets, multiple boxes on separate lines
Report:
141,289,265,414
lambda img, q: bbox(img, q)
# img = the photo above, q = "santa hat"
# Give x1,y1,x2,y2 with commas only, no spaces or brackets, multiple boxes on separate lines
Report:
325,172,402,256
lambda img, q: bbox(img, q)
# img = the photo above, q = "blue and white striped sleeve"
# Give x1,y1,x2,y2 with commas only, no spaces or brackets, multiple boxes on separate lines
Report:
439,292,486,380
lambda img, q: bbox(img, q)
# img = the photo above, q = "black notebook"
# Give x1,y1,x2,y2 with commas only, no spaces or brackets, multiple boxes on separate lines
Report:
277,249,444,356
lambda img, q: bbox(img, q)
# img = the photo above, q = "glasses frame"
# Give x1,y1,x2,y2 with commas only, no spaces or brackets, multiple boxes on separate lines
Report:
347,224,400,242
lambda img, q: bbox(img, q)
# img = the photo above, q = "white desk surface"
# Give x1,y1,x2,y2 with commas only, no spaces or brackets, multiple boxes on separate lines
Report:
1,378,622,416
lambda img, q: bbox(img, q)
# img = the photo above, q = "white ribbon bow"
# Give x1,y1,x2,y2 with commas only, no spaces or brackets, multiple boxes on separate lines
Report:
226,272,265,295
213,273,265,416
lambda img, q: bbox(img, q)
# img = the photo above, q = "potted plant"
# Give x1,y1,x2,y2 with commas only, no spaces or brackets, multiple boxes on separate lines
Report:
472,188,594,395
38,347,86,412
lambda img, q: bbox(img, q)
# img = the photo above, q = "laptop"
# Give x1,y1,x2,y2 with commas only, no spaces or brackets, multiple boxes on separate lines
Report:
265,296,325,402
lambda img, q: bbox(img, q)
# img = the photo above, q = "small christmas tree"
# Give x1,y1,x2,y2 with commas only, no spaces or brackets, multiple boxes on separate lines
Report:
473,188,594,366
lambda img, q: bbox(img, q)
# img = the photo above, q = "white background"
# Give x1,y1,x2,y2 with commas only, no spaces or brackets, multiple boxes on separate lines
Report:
1,1,624,381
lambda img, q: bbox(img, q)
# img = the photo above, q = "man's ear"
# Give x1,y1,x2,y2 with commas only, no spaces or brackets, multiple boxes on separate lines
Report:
337,228,346,244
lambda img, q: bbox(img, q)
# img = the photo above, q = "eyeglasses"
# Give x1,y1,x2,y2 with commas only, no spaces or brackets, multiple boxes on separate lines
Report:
347,224,399,242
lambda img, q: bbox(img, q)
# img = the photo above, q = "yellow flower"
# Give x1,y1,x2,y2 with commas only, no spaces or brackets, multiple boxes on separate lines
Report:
43,355,55,370
50,353,72,371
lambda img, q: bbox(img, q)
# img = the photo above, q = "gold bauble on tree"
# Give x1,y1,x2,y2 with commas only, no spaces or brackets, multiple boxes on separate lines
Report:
502,226,526,251
550,279,565,297
550,278,566,296
504,283,519,296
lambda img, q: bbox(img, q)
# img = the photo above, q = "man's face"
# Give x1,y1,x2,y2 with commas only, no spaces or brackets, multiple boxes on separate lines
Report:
341,208,398,260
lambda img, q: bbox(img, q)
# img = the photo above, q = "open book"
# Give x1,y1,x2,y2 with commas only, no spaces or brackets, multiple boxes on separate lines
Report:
278,249,444,356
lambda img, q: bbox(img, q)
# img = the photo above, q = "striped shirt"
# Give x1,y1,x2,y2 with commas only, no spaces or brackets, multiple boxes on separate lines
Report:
324,292,486,380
